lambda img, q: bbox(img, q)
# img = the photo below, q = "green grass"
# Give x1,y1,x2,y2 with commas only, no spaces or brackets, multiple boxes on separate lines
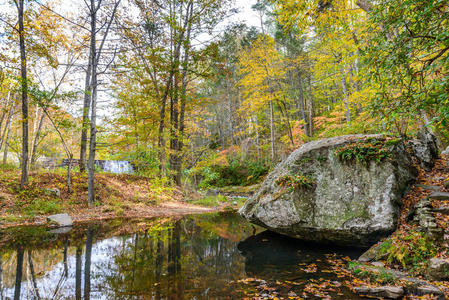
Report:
21,199,62,216
189,195,228,207
0,213,24,223
347,261,396,284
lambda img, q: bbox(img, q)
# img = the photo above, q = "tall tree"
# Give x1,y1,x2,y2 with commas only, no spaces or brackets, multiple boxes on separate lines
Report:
87,0,121,204
15,0,29,188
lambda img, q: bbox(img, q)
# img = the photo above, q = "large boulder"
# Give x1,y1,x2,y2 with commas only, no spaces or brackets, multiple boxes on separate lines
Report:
239,135,417,246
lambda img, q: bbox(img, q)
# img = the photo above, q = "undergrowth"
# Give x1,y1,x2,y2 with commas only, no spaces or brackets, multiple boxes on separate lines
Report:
275,174,315,191
335,138,400,165
189,195,228,207
379,230,437,273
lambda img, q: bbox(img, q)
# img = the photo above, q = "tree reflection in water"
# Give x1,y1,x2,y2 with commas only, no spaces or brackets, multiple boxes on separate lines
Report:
0,212,364,299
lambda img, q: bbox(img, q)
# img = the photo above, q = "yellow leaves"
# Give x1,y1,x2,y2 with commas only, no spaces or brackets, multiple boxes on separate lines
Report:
238,35,292,117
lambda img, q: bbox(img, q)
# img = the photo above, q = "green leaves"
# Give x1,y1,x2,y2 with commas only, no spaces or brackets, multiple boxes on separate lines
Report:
364,0,449,138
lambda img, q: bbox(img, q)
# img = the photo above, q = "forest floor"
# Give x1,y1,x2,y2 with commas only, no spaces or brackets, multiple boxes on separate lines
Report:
0,168,235,229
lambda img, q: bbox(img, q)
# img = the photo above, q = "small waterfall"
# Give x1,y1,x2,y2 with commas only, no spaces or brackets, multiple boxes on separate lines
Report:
103,160,134,174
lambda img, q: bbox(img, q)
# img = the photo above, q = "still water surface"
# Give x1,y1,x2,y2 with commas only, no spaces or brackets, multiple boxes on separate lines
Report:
0,212,365,299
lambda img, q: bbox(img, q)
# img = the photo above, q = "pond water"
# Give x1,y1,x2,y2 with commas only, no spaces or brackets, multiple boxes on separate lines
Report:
0,212,366,299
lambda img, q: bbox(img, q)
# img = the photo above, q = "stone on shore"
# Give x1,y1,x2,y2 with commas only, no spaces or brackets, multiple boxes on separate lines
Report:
47,213,73,227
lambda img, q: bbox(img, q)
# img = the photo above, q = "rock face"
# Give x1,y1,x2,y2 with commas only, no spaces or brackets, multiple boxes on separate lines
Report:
239,135,418,246
407,128,439,171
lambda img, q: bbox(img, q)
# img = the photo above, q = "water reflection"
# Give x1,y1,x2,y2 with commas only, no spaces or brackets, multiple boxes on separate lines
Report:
0,213,364,299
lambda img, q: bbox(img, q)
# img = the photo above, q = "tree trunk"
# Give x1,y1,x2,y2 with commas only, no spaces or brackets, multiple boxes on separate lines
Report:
80,50,93,173
84,227,93,300
75,246,82,300
0,102,14,152
87,0,98,205
2,104,14,165
279,99,294,145
0,255,3,300
0,87,11,144
67,154,73,194
297,75,309,137
307,77,314,137
30,112,45,168
28,250,41,299
255,116,260,159
169,74,180,185
269,100,275,163
340,66,351,123
14,245,24,300
18,0,29,189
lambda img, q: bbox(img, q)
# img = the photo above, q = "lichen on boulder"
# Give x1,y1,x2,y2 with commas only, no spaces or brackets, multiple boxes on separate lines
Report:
239,134,418,246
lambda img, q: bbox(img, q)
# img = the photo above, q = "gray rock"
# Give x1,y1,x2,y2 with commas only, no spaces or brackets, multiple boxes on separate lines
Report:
431,206,449,214
427,258,449,281
239,135,417,246
407,128,438,171
358,239,390,262
354,286,404,299
414,285,445,299
409,199,443,238
47,213,73,227
44,188,61,198
429,192,449,201
441,146,449,156
416,184,441,191
372,261,385,267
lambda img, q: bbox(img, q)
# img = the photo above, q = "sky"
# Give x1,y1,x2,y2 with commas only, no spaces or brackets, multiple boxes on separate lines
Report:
233,0,261,28
0,0,262,120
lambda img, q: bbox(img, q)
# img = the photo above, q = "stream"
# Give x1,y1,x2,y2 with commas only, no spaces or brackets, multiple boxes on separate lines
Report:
0,212,366,299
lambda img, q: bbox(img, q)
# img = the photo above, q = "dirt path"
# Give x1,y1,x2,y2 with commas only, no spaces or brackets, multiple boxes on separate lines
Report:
0,201,227,229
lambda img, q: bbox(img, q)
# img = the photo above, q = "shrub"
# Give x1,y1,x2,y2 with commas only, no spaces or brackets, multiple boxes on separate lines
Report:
380,230,437,272
275,174,315,191
197,159,269,189
335,139,392,165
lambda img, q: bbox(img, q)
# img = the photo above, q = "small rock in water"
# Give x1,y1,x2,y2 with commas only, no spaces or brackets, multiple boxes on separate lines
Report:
44,188,61,198
429,192,449,201
354,286,404,299
47,213,73,227
49,226,72,234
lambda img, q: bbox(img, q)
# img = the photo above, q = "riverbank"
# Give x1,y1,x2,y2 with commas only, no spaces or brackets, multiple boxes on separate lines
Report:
0,168,234,229
343,154,449,298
